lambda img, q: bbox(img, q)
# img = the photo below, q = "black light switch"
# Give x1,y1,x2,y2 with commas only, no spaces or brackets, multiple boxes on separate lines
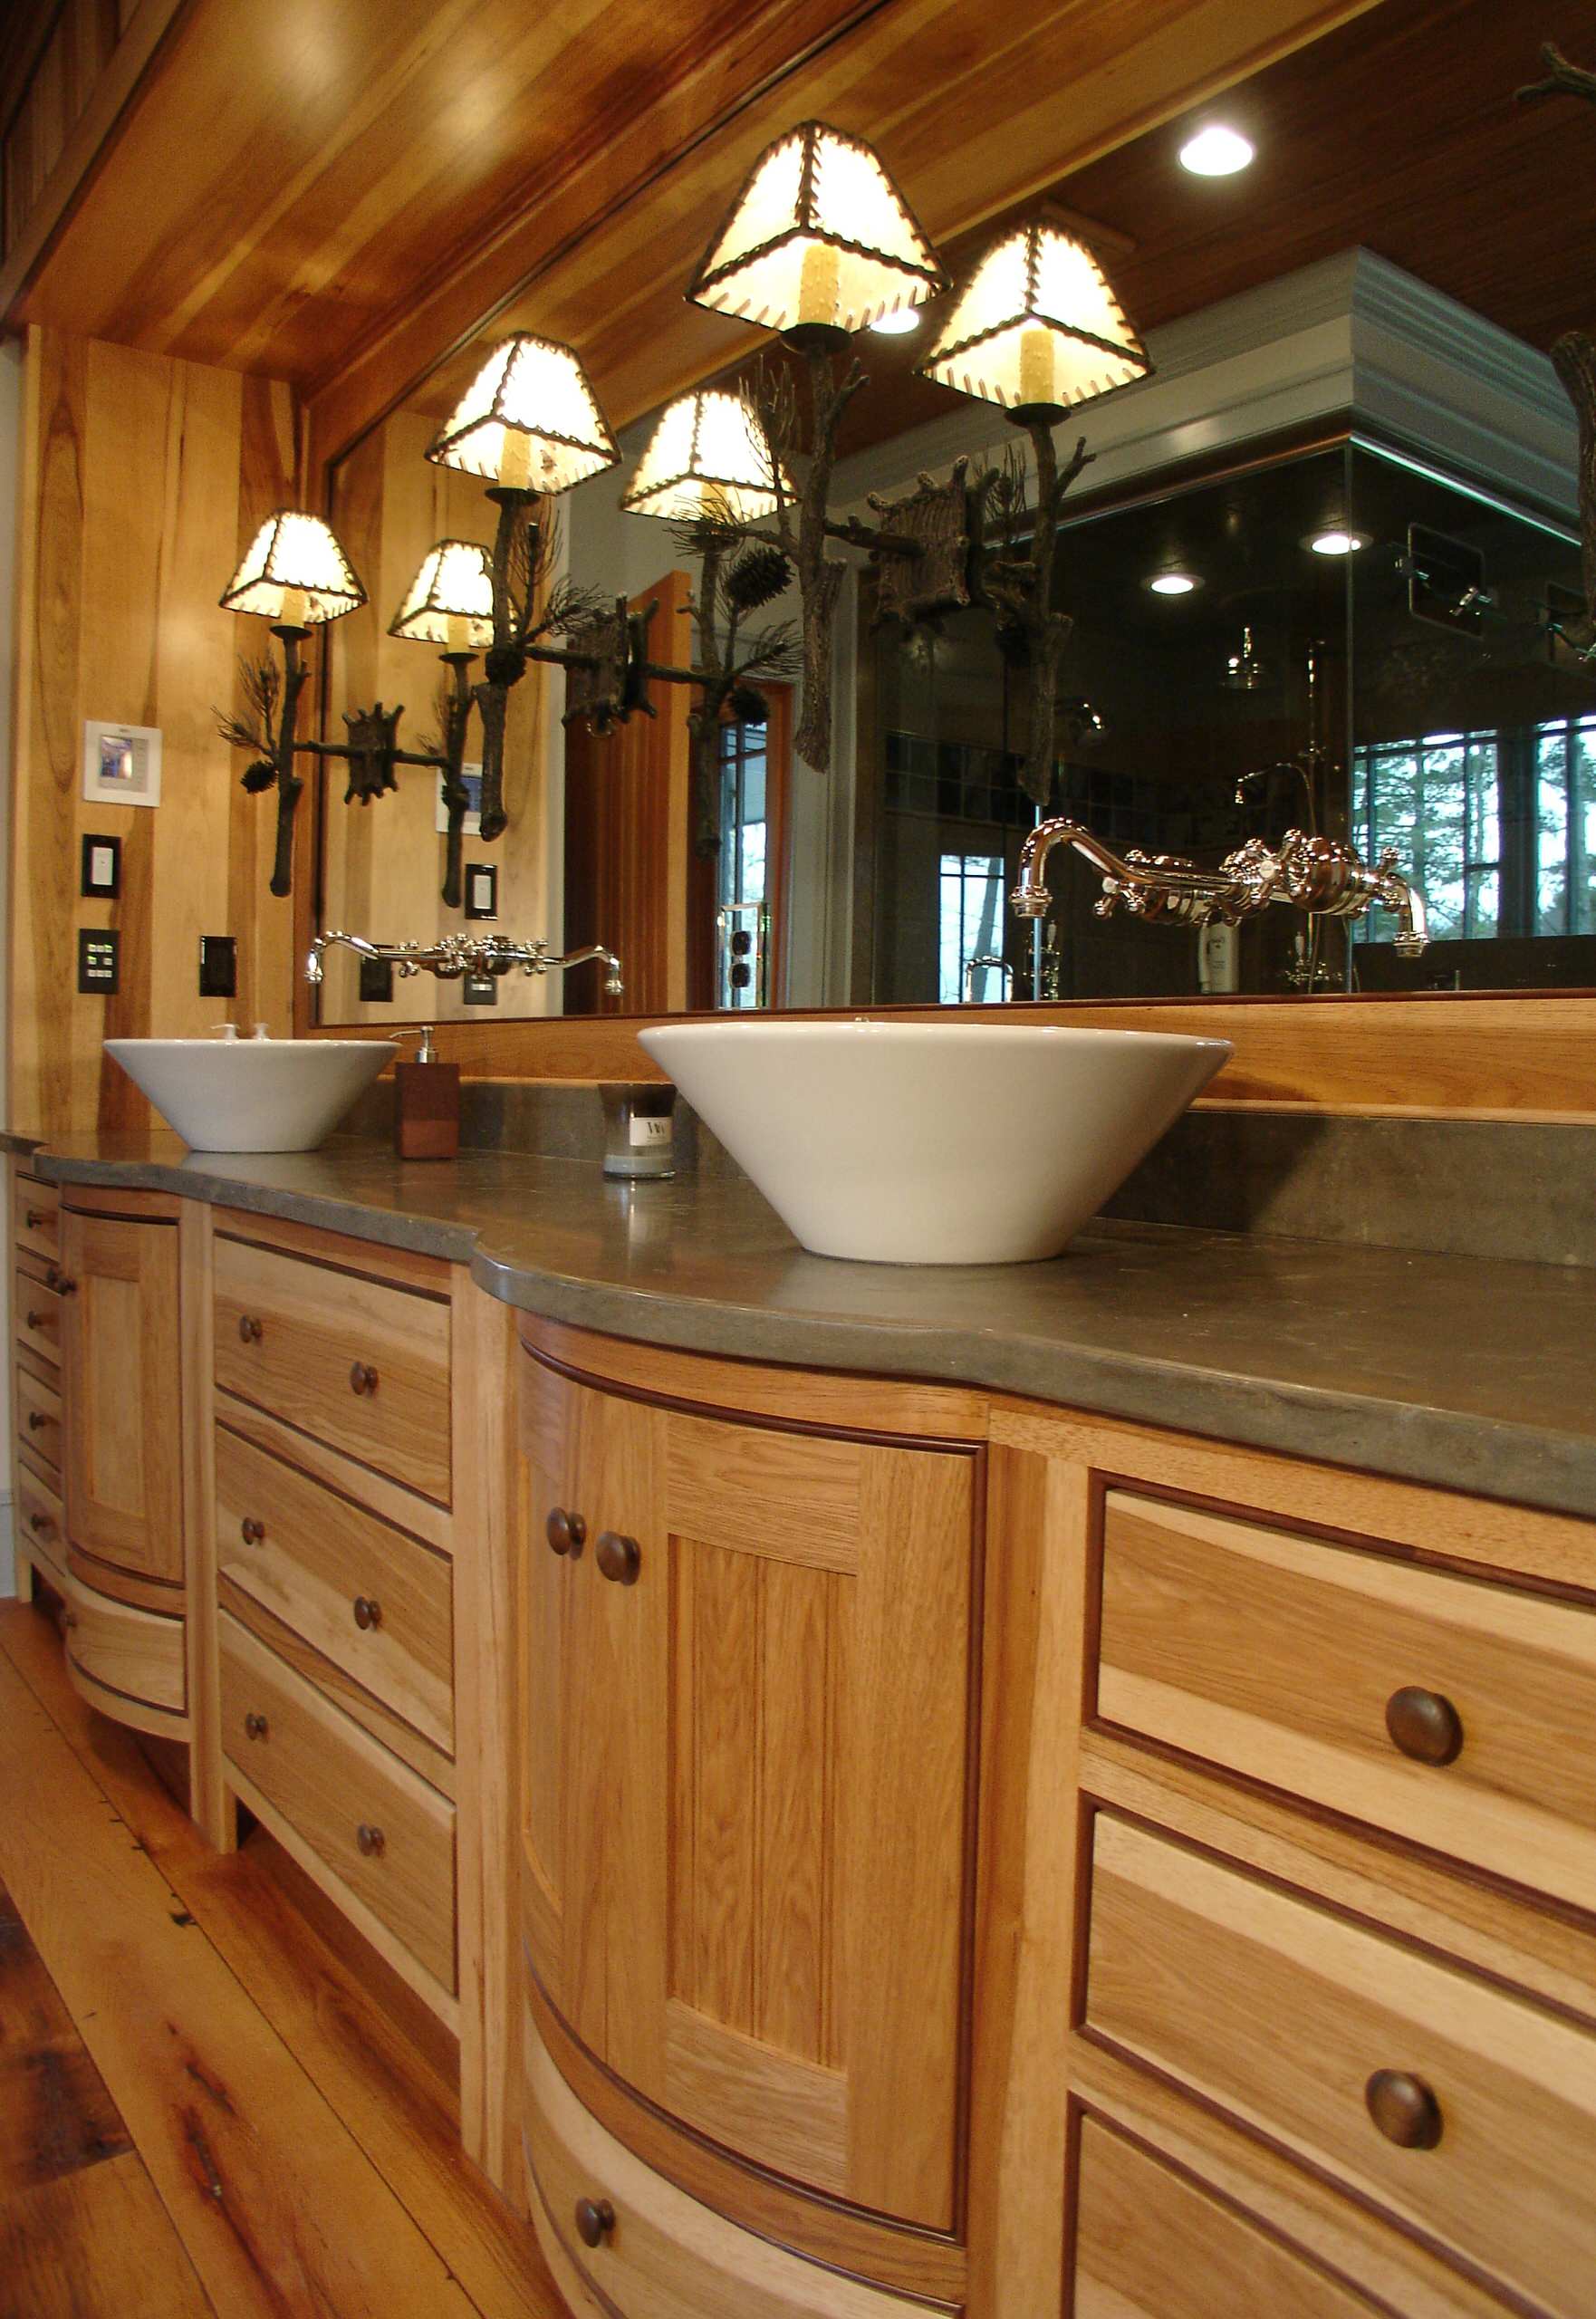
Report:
464,862,498,920
81,834,121,899
78,929,120,995
198,935,237,997
462,974,498,1006
359,956,395,1003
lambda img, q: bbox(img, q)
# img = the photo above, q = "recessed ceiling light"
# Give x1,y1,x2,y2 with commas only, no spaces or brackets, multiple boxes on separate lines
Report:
869,308,920,336
1147,571,1201,596
1178,124,1255,178
1306,528,1370,556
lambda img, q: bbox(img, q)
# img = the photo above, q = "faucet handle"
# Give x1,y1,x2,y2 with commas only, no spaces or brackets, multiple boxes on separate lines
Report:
210,1023,241,1041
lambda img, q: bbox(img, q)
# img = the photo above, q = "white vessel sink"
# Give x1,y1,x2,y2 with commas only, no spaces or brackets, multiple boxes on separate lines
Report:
641,1019,1231,1265
106,1035,394,1153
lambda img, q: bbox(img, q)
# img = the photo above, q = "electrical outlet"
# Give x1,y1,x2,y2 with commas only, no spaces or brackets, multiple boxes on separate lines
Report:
462,974,498,1006
359,956,395,1003
198,935,237,997
77,929,120,995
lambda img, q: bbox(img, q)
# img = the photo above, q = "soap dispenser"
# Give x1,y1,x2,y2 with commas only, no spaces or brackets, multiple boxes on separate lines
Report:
393,1027,461,1161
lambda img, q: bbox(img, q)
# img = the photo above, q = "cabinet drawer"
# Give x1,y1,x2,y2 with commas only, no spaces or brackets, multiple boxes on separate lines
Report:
15,1256,62,1366
1084,1811,1596,2317
216,1424,453,1754
214,1236,451,1506
525,2019,927,2319
64,1572,185,1715
16,1362,62,1478
1098,1488,1596,1913
1072,2114,1383,2318
14,1175,58,1261
219,1612,456,1994
15,1461,66,1578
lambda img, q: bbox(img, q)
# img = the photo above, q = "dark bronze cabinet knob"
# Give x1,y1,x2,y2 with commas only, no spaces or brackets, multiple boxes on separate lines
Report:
356,1823,385,1858
241,1516,264,1544
25,1309,45,1330
244,1711,268,1740
28,1511,50,1535
62,1608,79,1631
1385,1686,1463,1766
51,1272,76,1296
24,1207,44,1229
26,1410,46,1431
1365,2068,1443,2149
596,1532,641,1586
352,1595,382,1631
238,1313,263,1343
350,1361,379,1397
546,1506,587,1558
573,2196,615,2249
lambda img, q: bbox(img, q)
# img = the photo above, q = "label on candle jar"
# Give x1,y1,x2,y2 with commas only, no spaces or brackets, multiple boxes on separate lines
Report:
630,1115,673,1148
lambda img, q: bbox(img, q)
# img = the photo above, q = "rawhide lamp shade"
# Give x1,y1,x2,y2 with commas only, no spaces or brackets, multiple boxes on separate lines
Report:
919,222,1150,420
427,333,620,492
621,390,796,524
688,120,946,342
220,511,366,627
389,540,495,650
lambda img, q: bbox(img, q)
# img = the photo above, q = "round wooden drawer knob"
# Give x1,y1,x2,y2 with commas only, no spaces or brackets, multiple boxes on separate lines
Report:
352,1595,382,1631
546,1507,586,1558
241,1517,265,1544
238,1314,264,1343
574,2196,615,2249
1365,2068,1443,2149
356,1823,386,1858
350,1362,379,1397
244,1712,268,1740
1385,1686,1463,1766
596,1531,641,1586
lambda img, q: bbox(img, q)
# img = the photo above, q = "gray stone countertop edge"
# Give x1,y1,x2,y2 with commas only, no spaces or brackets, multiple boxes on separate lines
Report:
19,1136,1596,1525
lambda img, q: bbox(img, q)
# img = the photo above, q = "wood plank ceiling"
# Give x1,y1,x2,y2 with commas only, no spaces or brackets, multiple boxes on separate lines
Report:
6,0,1392,476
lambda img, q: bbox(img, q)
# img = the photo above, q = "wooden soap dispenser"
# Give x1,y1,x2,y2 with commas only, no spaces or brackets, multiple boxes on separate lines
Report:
393,1027,461,1160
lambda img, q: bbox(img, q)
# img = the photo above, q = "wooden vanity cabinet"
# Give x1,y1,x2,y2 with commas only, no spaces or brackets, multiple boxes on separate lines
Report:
60,1196,185,1585
517,1320,984,2306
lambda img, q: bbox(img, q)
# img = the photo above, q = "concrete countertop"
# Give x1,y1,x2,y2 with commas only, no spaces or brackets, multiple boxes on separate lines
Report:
16,1129,1596,1523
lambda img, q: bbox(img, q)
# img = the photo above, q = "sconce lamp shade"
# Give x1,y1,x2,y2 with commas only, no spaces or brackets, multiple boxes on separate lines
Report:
621,390,796,524
687,121,946,337
389,540,495,650
918,222,1149,418
427,333,620,492
220,511,366,626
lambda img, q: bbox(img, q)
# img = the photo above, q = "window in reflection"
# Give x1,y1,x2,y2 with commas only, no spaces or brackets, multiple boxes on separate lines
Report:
717,717,770,1007
939,852,1005,1003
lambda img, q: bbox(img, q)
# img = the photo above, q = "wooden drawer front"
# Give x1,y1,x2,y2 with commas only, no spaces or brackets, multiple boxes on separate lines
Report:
64,1573,185,1715
16,1461,66,1575
219,1613,456,1992
15,1256,62,1366
1072,2114,1383,2318
14,1175,58,1261
1099,1488,1596,1913
16,1363,62,1478
215,1424,454,1754
1085,1812,1596,2317
214,1236,451,1505
524,2019,927,2319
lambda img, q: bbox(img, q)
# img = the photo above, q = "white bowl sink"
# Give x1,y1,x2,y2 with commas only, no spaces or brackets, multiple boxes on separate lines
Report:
106,1035,394,1153
641,1019,1231,1265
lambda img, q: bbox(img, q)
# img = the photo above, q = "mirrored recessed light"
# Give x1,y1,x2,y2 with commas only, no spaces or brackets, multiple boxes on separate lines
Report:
869,308,921,336
1306,528,1370,556
1178,124,1255,178
1147,571,1201,596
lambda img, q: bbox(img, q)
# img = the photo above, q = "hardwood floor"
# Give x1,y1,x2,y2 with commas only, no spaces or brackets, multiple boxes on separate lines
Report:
0,1595,568,2319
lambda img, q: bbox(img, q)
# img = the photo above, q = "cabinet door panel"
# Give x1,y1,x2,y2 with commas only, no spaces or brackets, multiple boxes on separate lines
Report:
62,1211,183,1582
657,1423,975,2233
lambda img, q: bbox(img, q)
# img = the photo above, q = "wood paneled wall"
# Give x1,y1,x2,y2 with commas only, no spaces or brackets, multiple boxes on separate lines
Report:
316,407,556,1027
9,324,298,1135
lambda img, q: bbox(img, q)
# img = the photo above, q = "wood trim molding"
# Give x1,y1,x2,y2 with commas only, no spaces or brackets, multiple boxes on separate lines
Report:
310,989,1596,1120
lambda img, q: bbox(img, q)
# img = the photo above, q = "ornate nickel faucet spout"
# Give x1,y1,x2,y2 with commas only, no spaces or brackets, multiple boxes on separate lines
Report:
306,930,624,996
1010,820,1428,957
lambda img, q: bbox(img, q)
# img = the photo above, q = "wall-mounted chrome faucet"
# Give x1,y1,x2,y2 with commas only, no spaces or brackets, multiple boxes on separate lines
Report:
1010,821,1428,957
305,929,624,995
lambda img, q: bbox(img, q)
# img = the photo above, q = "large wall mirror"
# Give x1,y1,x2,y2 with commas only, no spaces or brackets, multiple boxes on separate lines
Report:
308,0,1596,1030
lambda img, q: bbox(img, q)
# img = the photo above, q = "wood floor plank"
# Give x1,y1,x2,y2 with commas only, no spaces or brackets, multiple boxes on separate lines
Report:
0,1602,567,2319
0,2147,216,2318
0,1873,130,2199
0,1622,485,2319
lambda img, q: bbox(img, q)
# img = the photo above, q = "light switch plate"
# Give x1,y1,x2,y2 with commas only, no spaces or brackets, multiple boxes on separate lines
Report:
464,861,498,920
198,935,237,998
81,833,121,898
462,974,497,1006
78,929,120,995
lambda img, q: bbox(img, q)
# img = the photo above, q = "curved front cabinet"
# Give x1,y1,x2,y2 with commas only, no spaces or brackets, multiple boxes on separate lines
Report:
525,2018,932,2319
